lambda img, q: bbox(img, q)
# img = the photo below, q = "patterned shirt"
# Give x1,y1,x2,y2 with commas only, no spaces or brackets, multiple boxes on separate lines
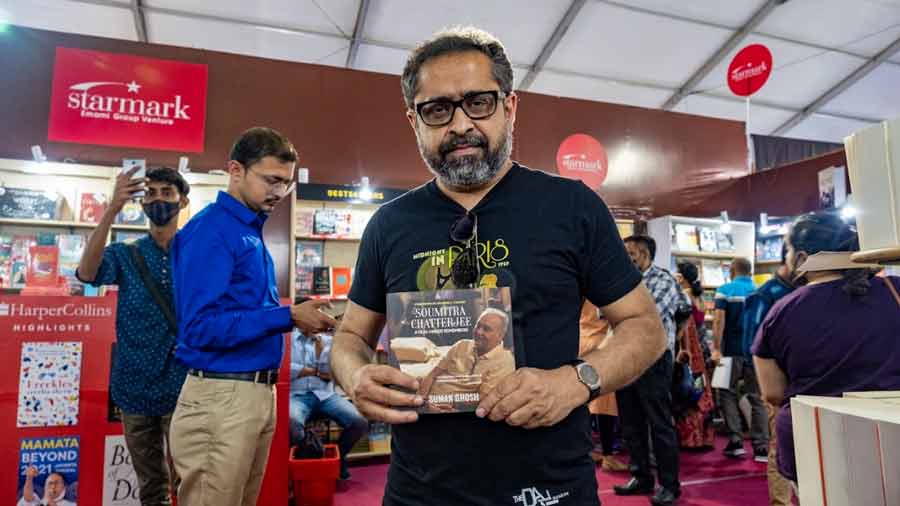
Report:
78,235,186,416
642,264,690,352
290,331,334,401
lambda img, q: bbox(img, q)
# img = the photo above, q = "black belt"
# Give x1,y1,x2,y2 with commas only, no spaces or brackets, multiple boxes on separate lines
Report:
188,369,279,385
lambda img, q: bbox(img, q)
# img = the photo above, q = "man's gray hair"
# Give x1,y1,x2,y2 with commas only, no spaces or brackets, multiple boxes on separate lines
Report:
477,307,510,334
401,26,515,109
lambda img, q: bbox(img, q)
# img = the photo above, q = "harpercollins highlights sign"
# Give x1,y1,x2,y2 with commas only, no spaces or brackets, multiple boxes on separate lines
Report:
47,47,208,152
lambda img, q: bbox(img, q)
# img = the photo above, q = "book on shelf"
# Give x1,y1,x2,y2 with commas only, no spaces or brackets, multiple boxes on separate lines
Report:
57,234,85,280
701,259,726,287
313,209,339,236
385,287,515,414
331,267,352,297
115,200,146,226
26,244,59,287
79,192,108,224
757,236,784,261
296,207,316,237
698,227,718,252
113,231,144,244
716,231,736,253
673,224,700,252
0,187,64,220
296,240,324,266
295,240,324,296
312,266,332,295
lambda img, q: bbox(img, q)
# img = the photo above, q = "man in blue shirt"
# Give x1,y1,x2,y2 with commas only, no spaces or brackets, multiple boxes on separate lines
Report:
289,306,367,480
712,258,768,461
77,166,190,506
170,127,337,506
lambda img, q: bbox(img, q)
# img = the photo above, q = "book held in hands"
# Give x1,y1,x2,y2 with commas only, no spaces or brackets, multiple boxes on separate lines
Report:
385,287,515,414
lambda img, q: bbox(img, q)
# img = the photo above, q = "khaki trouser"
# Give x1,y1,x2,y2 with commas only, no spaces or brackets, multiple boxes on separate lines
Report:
122,413,178,506
767,403,795,506
169,375,276,506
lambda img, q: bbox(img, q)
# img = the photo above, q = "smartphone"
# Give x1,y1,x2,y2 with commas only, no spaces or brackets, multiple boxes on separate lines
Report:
122,159,146,198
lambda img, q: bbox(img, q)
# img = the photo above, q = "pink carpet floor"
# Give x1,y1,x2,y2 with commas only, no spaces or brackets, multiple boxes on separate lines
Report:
334,437,771,506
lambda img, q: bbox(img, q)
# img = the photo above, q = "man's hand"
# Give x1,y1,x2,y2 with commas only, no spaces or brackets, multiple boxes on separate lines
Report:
110,166,145,213
676,350,692,364
349,364,424,424
711,348,722,366
25,465,38,479
291,300,337,335
298,367,317,378
476,366,588,429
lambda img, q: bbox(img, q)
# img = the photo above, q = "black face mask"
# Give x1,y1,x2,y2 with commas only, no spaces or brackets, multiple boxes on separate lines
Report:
142,200,181,226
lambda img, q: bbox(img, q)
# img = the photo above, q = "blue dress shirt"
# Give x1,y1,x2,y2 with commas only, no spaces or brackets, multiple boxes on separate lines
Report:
172,191,293,372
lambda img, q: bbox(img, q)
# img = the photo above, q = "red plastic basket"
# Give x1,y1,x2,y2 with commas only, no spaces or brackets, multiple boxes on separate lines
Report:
289,444,340,506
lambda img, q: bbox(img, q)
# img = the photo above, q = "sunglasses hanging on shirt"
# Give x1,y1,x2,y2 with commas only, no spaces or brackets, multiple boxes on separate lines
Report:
449,211,480,288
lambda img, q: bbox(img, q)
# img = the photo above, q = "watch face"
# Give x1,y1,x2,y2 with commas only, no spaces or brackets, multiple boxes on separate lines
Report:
579,363,600,387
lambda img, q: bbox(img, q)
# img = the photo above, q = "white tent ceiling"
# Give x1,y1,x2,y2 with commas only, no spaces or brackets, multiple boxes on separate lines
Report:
3,0,900,143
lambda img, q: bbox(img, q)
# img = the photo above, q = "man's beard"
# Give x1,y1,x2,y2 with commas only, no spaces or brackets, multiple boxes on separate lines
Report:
418,124,513,189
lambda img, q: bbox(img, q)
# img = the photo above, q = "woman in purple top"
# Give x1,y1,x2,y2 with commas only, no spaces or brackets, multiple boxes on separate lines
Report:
752,212,900,483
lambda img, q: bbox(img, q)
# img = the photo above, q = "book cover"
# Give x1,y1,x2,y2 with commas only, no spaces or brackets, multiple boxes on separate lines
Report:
17,436,80,506
701,259,725,287
385,287,515,414
79,192,108,224
313,209,338,236
817,166,847,210
350,209,375,238
115,201,146,226
674,224,699,252
331,267,352,297
312,266,331,295
17,341,83,427
0,187,62,220
716,231,736,252
113,231,144,244
295,240,323,296
102,435,140,506
334,210,354,237
296,207,316,237
26,245,59,287
698,227,718,252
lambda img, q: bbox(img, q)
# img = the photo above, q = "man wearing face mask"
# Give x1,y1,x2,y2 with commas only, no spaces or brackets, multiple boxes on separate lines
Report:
77,166,190,506
169,127,337,506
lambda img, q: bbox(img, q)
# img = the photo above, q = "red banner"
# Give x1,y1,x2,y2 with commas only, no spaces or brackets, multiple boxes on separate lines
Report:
47,47,208,152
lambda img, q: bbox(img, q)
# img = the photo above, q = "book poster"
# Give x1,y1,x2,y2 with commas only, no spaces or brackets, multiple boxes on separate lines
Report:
16,436,80,506
385,287,515,413
17,341,83,427
102,435,141,506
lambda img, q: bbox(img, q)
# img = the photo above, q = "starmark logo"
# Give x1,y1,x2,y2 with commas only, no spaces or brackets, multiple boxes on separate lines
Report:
731,61,768,82
65,80,191,125
561,153,603,172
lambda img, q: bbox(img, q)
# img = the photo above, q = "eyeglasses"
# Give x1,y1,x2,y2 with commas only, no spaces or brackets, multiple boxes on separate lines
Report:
449,212,480,288
244,165,296,195
416,90,503,127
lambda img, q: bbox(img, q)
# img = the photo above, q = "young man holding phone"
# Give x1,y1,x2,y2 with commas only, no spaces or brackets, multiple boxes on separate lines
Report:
77,165,191,506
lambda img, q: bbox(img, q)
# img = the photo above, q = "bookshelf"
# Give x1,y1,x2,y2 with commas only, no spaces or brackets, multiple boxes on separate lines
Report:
0,158,228,294
647,215,756,282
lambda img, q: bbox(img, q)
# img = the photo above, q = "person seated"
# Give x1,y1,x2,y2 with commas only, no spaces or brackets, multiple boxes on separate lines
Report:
289,302,368,480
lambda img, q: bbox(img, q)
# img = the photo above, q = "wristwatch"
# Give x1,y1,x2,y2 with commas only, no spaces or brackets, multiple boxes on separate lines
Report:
570,360,603,402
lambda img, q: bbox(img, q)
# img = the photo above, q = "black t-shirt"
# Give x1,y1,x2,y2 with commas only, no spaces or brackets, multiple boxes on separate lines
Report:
349,163,641,506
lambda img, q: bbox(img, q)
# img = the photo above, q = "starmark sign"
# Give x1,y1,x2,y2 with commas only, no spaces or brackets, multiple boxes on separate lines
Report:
48,47,208,152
